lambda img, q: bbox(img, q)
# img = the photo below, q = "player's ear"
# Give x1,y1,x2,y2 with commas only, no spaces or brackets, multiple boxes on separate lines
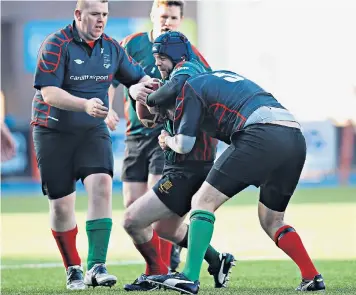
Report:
150,11,155,23
75,9,82,21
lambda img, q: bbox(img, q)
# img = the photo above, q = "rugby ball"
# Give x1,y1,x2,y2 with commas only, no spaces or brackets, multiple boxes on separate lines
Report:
136,101,160,128
149,79,163,91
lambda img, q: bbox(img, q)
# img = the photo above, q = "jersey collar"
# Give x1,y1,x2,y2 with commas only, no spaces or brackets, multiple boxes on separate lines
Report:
72,21,103,46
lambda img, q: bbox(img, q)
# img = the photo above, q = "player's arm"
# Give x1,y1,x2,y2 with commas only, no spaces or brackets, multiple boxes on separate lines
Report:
41,87,87,112
162,83,203,154
114,45,151,87
146,74,190,107
113,45,157,102
162,132,196,154
34,36,86,111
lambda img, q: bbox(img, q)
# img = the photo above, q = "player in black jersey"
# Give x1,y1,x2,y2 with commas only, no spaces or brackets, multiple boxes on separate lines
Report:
145,71,325,294
31,0,154,290
122,31,235,292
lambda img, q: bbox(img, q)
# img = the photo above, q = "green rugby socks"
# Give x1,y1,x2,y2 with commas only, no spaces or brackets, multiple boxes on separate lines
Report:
86,218,112,270
182,210,215,281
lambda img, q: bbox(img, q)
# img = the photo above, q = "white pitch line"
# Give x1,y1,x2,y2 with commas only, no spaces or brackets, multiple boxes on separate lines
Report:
1,255,289,270
1,260,144,270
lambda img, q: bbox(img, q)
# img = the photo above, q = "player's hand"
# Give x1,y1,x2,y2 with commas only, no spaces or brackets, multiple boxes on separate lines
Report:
1,124,16,162
85,98,108,118
158,129,170,150
105,109,120,131
147,105,160,115
129,79,158,105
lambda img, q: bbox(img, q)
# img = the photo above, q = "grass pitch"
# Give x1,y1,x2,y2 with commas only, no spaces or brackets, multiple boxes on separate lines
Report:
1,260,356,294
1,187,356,294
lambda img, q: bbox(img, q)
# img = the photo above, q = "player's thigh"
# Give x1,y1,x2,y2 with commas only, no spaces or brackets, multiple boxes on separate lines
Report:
74,124,113,182
121,136,149,182
32,126,77,199
191,181,231,212
259,127,306,212
123,189,175,230
206,124,293,198
153,167,211,217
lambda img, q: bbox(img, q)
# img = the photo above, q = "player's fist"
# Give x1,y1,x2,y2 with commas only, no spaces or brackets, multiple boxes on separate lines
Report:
129,82,154,105
158,129,170,150
85,98,108,118
105,109,120,131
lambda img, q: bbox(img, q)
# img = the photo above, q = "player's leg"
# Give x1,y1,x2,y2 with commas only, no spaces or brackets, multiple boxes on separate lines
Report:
257,126,325,291
148,174,173,269
147,140,176,270
75,125,116,288
153,216,235,288
121,136,150,208
147,126,281,294
123,170,201,291
33,126,84,290
151,167,236,288
146,164,241,293
122,188,173,291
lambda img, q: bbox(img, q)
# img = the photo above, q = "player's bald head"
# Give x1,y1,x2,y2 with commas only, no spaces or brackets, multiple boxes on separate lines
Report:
76,0,108,11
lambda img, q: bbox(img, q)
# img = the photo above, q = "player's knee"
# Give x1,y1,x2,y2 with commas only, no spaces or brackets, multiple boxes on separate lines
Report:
191,191,216,211
258,203,285,234
88,177,112,204
122,210,140,234
50,198,75,221
191,182,227,212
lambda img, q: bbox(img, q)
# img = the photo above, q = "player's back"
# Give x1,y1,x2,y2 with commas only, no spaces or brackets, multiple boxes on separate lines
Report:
187,70,284,141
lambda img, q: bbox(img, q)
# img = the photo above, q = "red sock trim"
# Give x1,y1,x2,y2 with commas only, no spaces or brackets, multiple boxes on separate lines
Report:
52,226,81,269
159,238,173,267
134,231,168,275
275,225,319,280
274,225,292,244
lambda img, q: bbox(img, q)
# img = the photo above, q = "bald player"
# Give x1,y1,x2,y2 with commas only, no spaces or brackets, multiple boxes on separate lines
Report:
31,0,154,290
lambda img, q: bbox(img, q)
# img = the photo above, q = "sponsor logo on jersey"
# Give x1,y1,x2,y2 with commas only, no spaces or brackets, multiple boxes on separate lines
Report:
69,74,113,82
74,59,84,65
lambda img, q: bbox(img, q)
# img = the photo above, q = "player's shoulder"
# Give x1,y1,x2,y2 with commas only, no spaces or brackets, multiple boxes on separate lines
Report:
171,60,206,78
120,32,149,48
185,71,210,89
102,33,122,51
41,24,73,50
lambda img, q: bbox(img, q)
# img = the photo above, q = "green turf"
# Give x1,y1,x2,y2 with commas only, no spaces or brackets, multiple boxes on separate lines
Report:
1,187,355,213
1,260,355,294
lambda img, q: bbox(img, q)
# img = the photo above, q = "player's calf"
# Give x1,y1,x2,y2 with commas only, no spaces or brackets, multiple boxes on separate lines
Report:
170,244,182,272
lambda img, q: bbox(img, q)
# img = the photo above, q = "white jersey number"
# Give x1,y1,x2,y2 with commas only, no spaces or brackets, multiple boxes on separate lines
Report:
213,72,244,83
